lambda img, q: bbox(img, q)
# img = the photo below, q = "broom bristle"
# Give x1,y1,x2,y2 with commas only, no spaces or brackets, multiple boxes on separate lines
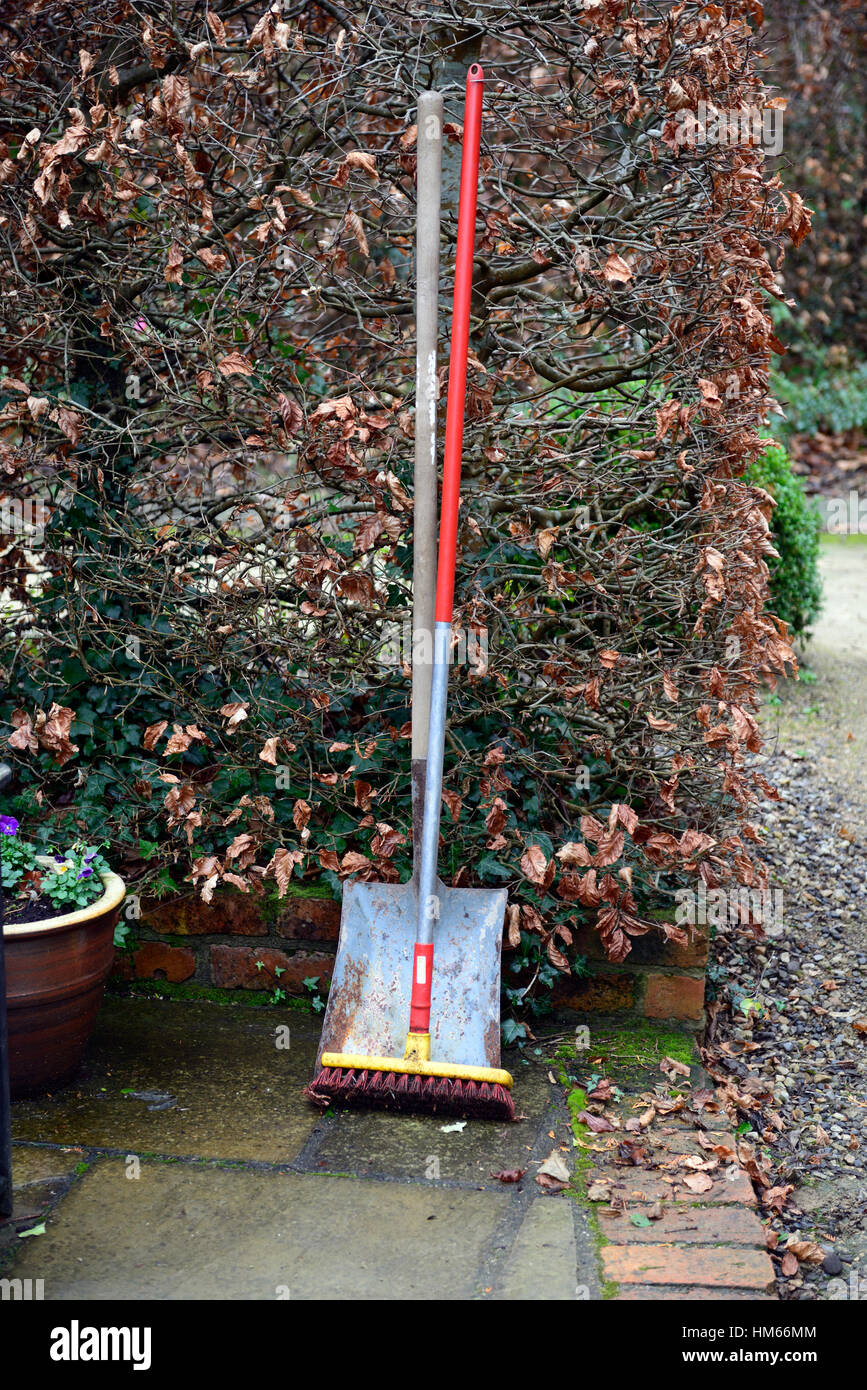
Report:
304,1067,516,1121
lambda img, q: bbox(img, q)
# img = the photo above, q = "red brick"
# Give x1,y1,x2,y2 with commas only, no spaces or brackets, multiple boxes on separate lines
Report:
602,1243,775,1292
554,971,636,1013
648,1129,706,1157
209,944,333,993
133,942,196,983
598,1203,767,1246
111,949,135,981
616,1285,773,1301
142,891,266,937
570,921,709,971
275,897,340,942
642,971,704,1022
592,1167,756,1206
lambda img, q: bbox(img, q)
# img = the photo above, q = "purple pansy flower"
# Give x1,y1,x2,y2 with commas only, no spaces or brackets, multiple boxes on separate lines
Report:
77,867,93,880
0,815,18,836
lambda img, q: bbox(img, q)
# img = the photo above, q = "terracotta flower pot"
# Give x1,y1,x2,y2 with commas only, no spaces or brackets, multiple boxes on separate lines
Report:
3,862,126,1097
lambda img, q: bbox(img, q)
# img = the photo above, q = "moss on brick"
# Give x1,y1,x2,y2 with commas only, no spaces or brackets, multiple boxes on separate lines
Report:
596,1018,697,1069
549,1018,701,1300
554,1061,619,1298
551,1019,695,1072
258,878,337,925
107,978,314,1011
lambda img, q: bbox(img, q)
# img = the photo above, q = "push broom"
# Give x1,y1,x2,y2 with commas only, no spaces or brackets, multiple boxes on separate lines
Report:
306,65,514,1121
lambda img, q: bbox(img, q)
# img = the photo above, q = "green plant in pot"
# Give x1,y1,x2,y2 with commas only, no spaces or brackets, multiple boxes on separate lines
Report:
0,816,125,1096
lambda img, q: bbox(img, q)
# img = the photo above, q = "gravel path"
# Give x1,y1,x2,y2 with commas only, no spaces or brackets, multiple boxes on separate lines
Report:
707,537,867,1300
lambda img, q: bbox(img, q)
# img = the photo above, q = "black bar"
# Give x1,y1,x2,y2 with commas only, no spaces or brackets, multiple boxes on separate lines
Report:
0,760,13,1218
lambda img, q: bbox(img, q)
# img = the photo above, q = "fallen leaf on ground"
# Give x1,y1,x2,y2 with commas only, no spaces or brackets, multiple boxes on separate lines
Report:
575,1110,616,1133
587,1078,615,1102
587,1179,612,1202
786,1239,825,1265
17,1223,45,1238
661,1056,691,1078
683,1172,713,1193
762,1184,794,1213
617,1139,648,1165
536,1149,571,1189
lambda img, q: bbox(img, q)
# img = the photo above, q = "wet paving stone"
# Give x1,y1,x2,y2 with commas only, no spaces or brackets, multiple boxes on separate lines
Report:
10,1157,510,1300
309,1060,558,1185
11,998,322,1164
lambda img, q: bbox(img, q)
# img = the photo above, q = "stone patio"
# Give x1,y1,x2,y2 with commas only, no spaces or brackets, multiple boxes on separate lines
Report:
1,997,599,1300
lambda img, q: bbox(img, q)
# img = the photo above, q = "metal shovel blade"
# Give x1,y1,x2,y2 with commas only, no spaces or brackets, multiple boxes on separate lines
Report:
316,878,507,1071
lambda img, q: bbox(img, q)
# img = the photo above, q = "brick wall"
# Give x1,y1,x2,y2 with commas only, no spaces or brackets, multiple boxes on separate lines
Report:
547,918,708,1027
113,888,707,1028
112,888,340,1001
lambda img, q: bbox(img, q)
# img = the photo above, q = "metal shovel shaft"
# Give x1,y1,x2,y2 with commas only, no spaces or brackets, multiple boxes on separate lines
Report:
411,64,484,1004
411,90,443,880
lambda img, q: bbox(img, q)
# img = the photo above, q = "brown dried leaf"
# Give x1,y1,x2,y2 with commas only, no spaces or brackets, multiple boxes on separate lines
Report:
575,1111,616,1133
164,242,184,285
276,393,303,436
546,936,570,973
342,150,378,180
265,846,304,896
520,843,549,885
346,210,369,256
217,352,254,378
490,1168,526,1183
786,1239,825,1266
602,252,632,283
683,1172,713,1193
259,737,280,766
143,720,168,752
220,701,249,727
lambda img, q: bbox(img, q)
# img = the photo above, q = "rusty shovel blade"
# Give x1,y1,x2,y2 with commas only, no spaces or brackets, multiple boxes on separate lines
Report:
316,878,507,1071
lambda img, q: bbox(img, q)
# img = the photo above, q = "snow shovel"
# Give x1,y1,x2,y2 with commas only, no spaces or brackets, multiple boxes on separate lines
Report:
309,69,512,1118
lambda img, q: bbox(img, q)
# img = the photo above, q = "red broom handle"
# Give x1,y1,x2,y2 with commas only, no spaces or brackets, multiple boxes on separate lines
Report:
434,64,484,625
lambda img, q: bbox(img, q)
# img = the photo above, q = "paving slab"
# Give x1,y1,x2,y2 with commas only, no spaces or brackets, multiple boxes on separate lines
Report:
310,1061,557,1185
10,1157,510,1301
500,1197,583,1300
11,999,321,1163
3,1001,602,1300
10,1145,85,1187
0,1145,85,1232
